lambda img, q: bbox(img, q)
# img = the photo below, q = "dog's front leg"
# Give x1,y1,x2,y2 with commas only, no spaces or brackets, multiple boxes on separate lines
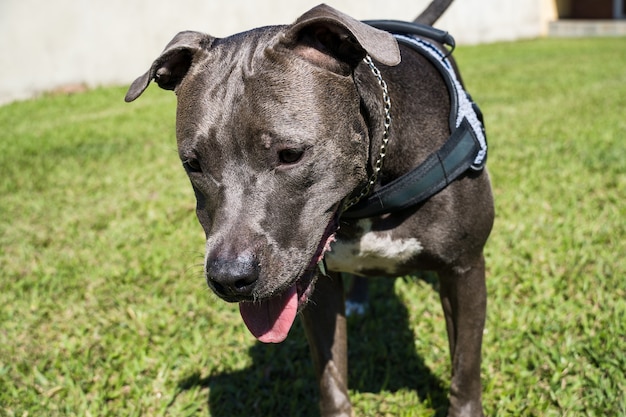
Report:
301,272,352,417
438,255,487,417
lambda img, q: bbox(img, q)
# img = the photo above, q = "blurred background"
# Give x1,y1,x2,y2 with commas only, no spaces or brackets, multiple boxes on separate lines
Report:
1,0,625,105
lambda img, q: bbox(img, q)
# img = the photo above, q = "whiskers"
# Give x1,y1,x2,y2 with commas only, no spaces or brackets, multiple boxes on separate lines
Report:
178,250,206,288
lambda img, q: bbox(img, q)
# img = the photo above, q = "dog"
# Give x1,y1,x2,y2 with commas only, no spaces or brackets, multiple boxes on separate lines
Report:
126,2,494,416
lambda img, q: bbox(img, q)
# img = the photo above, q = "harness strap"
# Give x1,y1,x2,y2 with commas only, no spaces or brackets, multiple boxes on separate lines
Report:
343,21,487,219
342,118,480,218
363,20,456,51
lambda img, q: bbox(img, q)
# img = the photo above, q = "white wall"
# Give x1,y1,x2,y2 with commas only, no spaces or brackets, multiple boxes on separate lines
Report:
0,0,556,104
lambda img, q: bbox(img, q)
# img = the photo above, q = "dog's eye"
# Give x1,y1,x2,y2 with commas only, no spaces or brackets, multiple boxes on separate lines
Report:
183,158,202,173
278,148,304,165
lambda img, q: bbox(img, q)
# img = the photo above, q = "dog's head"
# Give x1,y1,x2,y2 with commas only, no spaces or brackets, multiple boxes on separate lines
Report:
126,4,400,343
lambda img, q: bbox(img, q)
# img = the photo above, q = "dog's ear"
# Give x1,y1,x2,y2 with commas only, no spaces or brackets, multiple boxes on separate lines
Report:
125,31,214,102
281,4,400,73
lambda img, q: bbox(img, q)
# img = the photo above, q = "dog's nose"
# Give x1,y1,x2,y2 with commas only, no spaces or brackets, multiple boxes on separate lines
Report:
206,254,259,299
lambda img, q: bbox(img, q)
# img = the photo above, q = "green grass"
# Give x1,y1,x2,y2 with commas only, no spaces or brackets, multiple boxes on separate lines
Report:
1,36,625,416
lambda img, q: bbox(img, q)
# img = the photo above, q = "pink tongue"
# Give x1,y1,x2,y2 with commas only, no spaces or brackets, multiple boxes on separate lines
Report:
239,284,298,343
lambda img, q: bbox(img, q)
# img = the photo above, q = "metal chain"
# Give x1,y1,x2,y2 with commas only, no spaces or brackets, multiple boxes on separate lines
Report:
343,55,392,211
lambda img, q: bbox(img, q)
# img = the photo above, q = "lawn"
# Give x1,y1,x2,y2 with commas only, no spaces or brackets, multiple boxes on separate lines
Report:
1,36,625,416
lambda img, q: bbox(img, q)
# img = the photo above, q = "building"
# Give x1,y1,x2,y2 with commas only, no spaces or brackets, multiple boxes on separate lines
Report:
0,0,624,104
557,0,625,19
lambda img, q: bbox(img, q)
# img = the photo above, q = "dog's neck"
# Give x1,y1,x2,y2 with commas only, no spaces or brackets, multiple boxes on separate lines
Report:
342,56,392,212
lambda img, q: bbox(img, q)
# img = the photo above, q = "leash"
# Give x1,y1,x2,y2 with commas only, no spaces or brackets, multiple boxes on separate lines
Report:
342,21,488,219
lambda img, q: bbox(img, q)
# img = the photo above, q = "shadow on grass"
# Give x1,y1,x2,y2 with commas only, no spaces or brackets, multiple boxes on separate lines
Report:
177,277,448,416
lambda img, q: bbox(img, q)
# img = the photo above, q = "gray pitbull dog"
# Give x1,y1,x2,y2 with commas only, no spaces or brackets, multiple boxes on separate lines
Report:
126,2,493,416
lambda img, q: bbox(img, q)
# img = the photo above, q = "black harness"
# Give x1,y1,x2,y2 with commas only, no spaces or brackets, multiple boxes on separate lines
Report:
343,21,487,219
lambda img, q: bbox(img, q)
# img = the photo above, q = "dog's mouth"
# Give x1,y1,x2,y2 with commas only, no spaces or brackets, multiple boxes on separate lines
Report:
238,213,339,343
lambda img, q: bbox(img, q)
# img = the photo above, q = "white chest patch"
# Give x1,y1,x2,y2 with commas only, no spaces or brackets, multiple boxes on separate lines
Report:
324,219,423,275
